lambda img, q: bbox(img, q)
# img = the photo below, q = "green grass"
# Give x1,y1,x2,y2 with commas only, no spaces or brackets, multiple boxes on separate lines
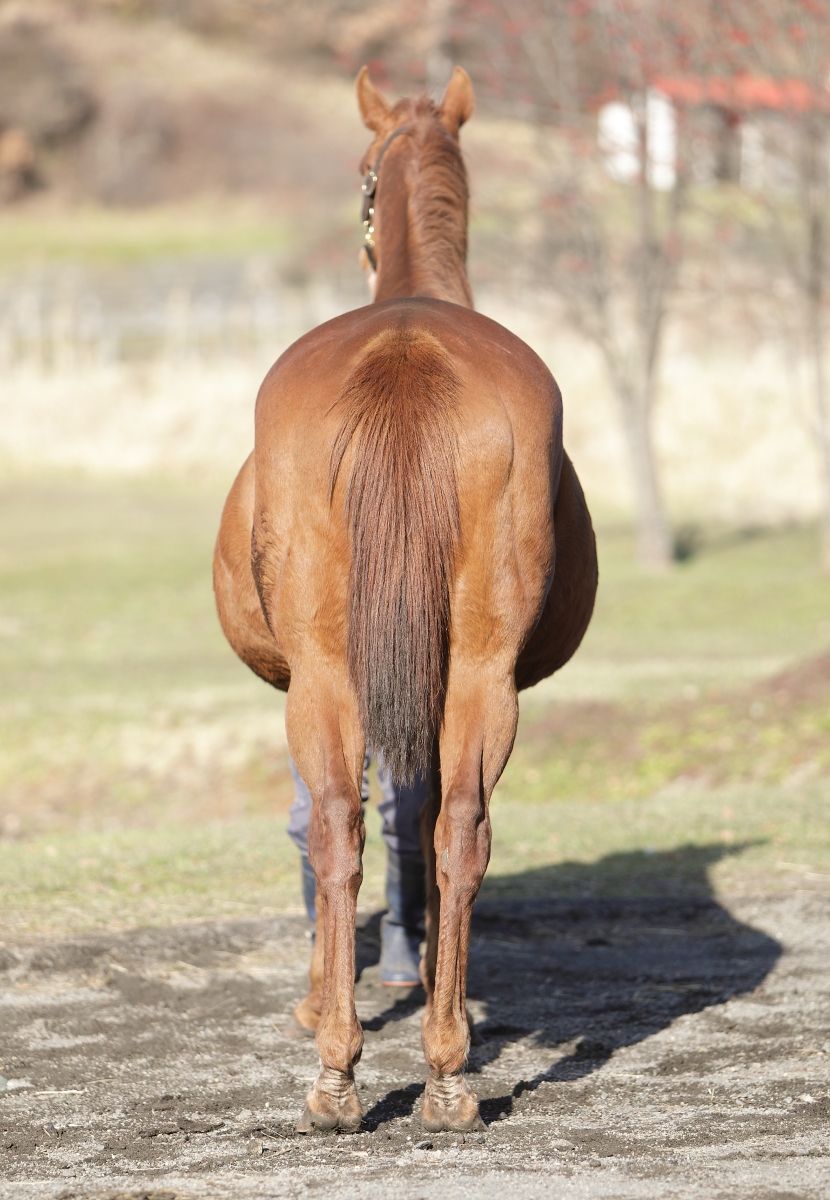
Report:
0,476,291,836
1,476,829,936
2,782,828,938
502,654,830,805
544,522,830,700
589,525,830,662
485,785,830,901
0,205,294,269
0,821,301,938
0,475,232,699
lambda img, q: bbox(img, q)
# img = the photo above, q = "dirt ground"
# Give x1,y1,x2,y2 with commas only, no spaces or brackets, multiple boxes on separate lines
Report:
1,888,829,1200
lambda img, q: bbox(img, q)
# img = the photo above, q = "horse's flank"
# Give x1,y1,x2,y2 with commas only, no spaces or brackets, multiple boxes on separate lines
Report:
329,326,461,784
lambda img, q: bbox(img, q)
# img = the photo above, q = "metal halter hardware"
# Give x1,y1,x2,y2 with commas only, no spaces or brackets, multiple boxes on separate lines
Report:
361,124,412,271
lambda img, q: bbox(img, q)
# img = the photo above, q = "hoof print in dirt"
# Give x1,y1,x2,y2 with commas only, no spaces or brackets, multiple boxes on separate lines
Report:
176,1118,223,1133
100,1191,177,1200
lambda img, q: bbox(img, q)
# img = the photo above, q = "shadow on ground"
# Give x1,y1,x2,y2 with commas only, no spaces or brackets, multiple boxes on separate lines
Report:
355,842,781,1128
3,840,823,1189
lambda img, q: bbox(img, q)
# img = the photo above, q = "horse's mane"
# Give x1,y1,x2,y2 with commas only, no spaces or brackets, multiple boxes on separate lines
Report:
404,97,472,306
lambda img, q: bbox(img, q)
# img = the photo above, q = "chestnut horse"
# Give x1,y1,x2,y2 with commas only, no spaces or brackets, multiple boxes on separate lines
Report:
214,66,597,1133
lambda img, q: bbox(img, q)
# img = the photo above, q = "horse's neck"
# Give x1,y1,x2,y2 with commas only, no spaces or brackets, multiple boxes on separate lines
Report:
373,150,473,309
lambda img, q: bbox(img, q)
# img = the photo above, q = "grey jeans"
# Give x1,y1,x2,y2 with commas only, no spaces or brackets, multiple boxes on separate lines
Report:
286,755,427,858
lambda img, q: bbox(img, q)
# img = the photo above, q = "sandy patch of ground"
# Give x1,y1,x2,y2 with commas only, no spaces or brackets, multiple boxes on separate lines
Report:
1,890,828,1198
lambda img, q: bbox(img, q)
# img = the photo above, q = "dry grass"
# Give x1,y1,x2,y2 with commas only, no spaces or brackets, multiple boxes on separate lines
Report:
0,476,829,937
0,306,823,532
507,654,830,806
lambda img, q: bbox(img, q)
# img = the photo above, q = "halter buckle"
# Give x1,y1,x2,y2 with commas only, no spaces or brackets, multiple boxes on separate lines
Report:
358,126,411,275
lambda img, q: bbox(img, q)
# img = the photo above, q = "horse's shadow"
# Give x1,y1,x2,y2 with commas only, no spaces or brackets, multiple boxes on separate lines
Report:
357,841,781,1128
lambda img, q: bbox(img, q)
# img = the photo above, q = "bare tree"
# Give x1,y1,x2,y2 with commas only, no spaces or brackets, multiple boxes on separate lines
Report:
461,0,722,568
724,0,830,570
541,86,686,570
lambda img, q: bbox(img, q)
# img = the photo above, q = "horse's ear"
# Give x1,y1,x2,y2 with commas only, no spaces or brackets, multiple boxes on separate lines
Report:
438,67,474,136
356,66,392,132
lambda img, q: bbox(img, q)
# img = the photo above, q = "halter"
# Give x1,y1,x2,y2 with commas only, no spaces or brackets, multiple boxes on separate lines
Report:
361,125,412,271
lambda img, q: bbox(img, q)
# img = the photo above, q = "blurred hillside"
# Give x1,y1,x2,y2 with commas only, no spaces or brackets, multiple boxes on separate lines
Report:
0,0,828,536
0,2,547,280
0,0,371,211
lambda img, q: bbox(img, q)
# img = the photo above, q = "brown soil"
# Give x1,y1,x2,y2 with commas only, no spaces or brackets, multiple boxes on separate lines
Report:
2,890,829,1198
517,651,830,795
763,650,830,705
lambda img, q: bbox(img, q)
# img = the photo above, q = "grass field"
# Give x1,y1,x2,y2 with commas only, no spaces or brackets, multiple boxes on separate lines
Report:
1,475,829,938
0,204,296,270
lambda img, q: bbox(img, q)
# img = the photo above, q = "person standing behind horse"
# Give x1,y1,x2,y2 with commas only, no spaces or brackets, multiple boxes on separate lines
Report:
286,754,428,989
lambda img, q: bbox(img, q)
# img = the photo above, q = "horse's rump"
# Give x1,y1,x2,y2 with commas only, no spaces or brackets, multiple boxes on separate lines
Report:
329,326,460,783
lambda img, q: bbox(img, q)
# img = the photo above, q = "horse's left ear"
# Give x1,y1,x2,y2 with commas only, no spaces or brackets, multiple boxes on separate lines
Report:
357,66,392,132
438,67,474,136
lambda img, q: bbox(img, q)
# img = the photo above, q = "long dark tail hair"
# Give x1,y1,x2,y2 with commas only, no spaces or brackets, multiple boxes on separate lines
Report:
329,326,459,783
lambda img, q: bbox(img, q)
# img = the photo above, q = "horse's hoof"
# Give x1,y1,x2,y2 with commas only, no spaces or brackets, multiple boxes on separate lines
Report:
421,1070,484,1132
296,1104,357,1133
282,1013,317,1040
291,995,321,1033
296,1066,363,1134
296,1101,362,1134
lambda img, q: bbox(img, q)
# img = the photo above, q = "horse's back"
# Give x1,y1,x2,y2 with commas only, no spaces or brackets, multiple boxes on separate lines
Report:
254,297,560,457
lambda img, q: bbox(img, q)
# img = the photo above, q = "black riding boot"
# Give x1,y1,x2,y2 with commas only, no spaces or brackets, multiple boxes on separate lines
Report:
300,855,316,924
301,850,425,983
379,849,426,986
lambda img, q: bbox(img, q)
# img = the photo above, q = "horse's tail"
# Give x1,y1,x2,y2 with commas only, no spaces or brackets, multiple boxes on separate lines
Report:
329,326,460,784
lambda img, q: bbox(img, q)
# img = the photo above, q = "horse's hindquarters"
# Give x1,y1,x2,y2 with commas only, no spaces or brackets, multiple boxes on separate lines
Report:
515,451,598,692
213,454,290,691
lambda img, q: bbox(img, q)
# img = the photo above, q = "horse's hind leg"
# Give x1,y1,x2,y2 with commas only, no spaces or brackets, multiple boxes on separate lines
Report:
287,679,366,1133
290,907,324,1034
420,753,479,1044
420,666,518,1132
419,749,441,1002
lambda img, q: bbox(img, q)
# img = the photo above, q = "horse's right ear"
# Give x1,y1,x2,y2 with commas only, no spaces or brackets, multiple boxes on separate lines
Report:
356,67,392,132
439,67,474,136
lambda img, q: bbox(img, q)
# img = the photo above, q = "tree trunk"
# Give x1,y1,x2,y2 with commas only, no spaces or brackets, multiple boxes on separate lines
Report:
808,300,830,572
618,386,673,570
799,121,830,572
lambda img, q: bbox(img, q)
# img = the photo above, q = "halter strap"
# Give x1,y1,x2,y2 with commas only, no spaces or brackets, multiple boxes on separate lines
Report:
361,125,412,271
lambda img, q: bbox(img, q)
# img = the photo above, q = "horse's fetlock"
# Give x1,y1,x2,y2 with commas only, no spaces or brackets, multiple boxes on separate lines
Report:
422,1016,469,1076
317,1015,364,1072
